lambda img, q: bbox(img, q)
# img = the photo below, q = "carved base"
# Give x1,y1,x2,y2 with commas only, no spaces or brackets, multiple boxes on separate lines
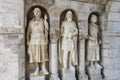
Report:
78,74,88,80
61,69,76,80
50,74,60,80
87,66,102,80
30,73,48,80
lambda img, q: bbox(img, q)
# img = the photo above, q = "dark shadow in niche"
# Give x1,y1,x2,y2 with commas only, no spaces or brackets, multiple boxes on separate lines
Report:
59,9,79,80
25,5,50,80
85,12,103,79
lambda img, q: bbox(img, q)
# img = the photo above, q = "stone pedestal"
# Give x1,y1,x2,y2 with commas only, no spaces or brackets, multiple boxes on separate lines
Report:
49,42,60,80
50,74,60,80
87,67,102,80
78,73,88,80
78,38,88,80
30,75,46,80
61,70,76,80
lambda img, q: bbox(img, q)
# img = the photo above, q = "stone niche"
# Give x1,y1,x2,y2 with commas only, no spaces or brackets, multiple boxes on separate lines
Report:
24,0,108,80
25,5,50,80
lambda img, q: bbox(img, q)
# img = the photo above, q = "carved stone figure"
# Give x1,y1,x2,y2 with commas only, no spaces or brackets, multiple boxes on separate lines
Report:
27,7,49,75
59,10,78,73
87,14,102,69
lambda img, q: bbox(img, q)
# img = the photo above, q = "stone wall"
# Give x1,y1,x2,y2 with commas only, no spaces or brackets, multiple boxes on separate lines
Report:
0,0,24,80
102,0,120,80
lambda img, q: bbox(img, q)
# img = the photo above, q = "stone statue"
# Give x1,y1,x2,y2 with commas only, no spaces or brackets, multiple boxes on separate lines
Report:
27,7,49,75
87,14,102,69
59,10,78,73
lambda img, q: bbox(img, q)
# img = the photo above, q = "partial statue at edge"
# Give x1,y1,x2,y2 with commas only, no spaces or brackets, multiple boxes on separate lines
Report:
27,7,49,75
87,14,102,69
59,10,78,73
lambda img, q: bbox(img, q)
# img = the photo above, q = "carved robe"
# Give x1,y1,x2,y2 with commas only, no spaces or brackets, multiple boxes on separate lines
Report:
60,21,78,65
87,23,100,61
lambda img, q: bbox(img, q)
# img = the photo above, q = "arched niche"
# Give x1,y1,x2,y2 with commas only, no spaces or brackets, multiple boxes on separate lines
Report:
86,11,102,66
88,12,102,50
58,9,79,75
86,11,103,79
25,5,50,80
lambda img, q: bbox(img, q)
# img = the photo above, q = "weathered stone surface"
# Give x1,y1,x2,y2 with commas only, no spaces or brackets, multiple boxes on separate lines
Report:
0,0,24,80
61,71,76,80
0,0,24,33
108,22,120,32
71,0,109,4
108,12,120,21
104,70,120,80
110,2,120,12
87,67,102,80
1,0,120,80
30,75,46,80
0,34,24,80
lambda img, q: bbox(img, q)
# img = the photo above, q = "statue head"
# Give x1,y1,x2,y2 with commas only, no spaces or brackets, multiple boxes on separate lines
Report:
65,10,73,21
33,7,41,18
90,14,98,23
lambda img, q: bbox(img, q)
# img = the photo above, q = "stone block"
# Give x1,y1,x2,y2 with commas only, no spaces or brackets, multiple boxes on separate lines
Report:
102,49,120,57
103,70,120,80
78,74,88,80
108,22,120,32
30,75,46,80
110,2,120,12
61,70,76,80
87,67,102,80
102,57,120,70
109,37,120,49
108,12,120,21
50,74,60,80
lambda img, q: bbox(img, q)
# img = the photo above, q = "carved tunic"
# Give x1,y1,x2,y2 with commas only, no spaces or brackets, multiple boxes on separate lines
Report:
28,18,48,63
61,21,77,51
30,19,47,45
87,23,100,61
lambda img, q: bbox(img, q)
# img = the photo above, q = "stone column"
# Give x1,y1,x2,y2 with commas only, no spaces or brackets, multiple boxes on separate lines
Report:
49,29,60,80
78,29,88,80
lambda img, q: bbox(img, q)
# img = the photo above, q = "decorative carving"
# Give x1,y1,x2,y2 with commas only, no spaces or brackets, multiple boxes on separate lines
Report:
50,27,60,43
27,7,49,75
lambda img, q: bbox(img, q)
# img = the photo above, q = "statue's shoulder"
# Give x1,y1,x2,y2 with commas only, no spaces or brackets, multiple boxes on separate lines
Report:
29,19,35,24
71,21,76,24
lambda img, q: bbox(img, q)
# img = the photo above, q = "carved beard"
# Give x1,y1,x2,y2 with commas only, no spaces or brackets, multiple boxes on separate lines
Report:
66,16,72,21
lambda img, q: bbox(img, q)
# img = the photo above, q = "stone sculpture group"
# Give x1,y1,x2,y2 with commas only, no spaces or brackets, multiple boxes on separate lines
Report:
27,7,103,80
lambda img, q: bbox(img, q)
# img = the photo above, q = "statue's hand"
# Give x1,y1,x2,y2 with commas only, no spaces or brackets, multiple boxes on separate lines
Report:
44,14,47,21
99,39,102,44
27,41,30,46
